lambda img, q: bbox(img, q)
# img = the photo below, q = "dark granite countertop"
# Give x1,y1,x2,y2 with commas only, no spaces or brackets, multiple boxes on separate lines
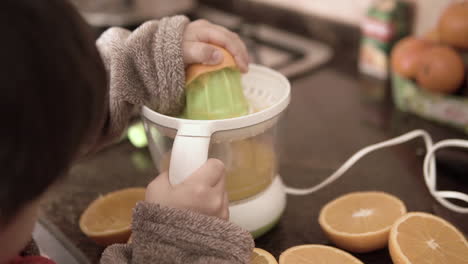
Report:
39,6,468,264
39,64,468,263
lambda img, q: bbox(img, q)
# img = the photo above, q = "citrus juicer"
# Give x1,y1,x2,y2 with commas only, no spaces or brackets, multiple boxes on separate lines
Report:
141,64,291,237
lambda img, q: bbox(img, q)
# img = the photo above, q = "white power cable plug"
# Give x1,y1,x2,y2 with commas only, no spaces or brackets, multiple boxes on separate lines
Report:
284,129,468,214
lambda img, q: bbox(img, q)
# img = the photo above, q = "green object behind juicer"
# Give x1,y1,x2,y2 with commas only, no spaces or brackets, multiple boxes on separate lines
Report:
183,67,250,120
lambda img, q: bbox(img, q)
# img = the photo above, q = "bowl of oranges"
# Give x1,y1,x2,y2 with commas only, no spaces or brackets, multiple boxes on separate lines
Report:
390,1,468,133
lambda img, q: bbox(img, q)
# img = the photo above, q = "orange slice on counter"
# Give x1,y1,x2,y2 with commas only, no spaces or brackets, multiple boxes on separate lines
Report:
79,187,146,246
389,212,468,264
319,191,407,253
279,244,363,264
251,248,277,264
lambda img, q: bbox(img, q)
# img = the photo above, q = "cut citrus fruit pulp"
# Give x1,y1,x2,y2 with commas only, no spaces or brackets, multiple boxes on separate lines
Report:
279,245,363,264
319,191,407,253
389,212,468,264
251,248,278,264
79,187,146,246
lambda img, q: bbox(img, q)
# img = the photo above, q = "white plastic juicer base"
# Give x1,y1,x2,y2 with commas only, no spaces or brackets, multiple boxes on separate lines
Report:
229,176,286,238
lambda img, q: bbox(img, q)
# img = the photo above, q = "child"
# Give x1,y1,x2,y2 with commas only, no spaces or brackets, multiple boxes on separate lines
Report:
0,0,254,263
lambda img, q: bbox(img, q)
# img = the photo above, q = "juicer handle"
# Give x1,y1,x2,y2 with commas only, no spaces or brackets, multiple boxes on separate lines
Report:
169,124,212,185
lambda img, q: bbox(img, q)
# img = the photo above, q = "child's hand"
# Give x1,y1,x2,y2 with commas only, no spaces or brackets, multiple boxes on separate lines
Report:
146,159,229,220
183,19,250,72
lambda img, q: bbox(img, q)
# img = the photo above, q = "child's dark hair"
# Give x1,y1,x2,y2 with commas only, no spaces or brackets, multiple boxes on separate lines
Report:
0,0,107,223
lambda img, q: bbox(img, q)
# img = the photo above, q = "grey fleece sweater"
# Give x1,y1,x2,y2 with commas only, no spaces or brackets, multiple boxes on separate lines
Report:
96,16,254,264
96,16,187,145
101,202,254,264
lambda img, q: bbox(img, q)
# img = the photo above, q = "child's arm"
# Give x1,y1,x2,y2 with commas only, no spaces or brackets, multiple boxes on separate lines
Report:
94,17,249,148
101,203,253,264
100,160,254,264
95,15,188,147
96,17,253,263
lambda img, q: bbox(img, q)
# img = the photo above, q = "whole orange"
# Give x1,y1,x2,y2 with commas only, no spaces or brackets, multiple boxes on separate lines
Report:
391,37,432,78
439,1,468,49
416,45,465,94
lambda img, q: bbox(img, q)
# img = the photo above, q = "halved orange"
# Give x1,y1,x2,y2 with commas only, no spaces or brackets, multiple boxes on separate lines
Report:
251,248,277,264
279,245,363,264
389,212,468,264
185,45,238,85
79,187,146,246
319,191,407,253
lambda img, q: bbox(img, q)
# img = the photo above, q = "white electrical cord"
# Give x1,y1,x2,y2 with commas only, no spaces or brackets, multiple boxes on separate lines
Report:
284,129,468,214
